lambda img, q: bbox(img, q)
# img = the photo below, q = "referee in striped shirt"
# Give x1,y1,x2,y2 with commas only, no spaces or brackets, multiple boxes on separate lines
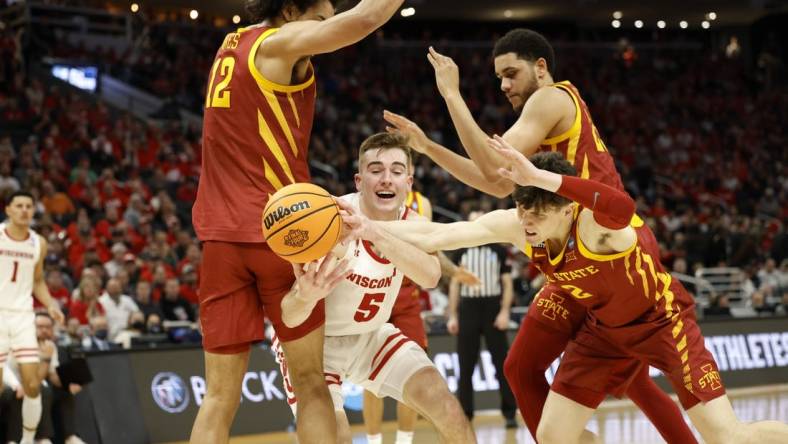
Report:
447,212,517,426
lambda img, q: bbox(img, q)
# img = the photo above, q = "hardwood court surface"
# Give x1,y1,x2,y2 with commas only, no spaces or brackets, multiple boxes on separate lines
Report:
172,384,788,444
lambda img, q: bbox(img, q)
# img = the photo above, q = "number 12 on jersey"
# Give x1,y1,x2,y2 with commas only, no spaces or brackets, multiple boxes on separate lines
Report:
205,56,236,108
354,292,385,322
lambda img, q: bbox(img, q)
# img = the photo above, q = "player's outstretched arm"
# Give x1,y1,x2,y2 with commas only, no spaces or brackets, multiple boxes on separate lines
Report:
32,237,64,324
377,209,524,253
491,135,637,253
383,110,512,198
427,48,569,184
340,202,441,288
263,0,404,58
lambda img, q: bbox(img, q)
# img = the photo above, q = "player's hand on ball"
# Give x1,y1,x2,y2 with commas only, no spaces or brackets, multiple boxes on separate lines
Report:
292,252,351,303
382,110,430,153
336,199,377,242
489,135,541,186
427,46,460,99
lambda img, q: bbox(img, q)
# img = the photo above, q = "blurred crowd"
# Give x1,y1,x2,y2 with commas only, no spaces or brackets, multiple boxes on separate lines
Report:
0,12,786,360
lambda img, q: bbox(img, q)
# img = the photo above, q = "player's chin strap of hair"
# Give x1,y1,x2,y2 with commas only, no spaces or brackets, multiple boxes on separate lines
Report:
556,176,636,230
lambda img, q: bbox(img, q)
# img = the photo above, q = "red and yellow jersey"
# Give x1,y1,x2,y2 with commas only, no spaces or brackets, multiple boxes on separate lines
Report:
193,26,317,242
404,191,427,217
523,208,694,328
539,81,623,191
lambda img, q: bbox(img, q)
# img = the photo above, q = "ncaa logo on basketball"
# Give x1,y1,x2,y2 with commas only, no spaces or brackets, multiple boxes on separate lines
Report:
263,201,311,230
284,229,309,248
151,372,190,413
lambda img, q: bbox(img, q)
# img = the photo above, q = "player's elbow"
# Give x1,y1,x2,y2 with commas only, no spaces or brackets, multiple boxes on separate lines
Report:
488,178,515,199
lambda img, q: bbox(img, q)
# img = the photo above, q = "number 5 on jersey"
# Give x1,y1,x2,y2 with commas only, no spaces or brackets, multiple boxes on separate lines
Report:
354,292,385,322
206,57,236,108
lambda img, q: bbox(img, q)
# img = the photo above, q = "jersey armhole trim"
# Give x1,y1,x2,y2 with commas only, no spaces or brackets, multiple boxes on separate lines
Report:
575,211,638,262
541,82,582,145
248,28,316,93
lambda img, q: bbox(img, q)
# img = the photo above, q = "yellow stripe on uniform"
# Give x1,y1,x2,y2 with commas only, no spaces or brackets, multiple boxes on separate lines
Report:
681,350,689,363
262,89,299,156
287,93,301,128
634,247,650,298
247,28,315,93
258,110,295,184
580,156,590,179
262,158,284,190
623,251,635,285
566,128,581,165
641,252,659,290
672,318,684,338
676,334,687,352
542,81,581,145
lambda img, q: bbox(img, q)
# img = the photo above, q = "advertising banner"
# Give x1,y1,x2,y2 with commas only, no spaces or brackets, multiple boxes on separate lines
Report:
87,316,788,442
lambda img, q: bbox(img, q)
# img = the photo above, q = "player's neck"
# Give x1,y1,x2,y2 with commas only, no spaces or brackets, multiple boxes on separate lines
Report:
545,213,574,254
5,221,29,241
538,74,556,89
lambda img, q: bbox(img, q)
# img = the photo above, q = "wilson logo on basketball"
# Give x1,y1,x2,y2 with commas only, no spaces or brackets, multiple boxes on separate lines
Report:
263,201,311,230
284,229,309,248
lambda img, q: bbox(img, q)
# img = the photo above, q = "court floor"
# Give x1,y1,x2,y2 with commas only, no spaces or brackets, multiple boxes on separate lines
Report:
175,384,788,444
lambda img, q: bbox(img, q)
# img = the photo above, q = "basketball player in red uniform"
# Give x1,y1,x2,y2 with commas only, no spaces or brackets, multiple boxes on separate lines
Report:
370,139,788,444
384,29,697,442
190,1,406,443
362,189,480,444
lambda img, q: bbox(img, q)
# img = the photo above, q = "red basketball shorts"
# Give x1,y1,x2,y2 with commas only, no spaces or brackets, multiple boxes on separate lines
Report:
553,292,725,410
389,284,428,350
198,241,325,354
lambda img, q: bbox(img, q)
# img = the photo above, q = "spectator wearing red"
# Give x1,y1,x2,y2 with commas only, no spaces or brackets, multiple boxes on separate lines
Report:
69,279,105,325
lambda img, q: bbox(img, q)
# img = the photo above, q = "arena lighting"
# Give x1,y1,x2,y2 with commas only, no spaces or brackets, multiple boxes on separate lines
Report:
679,20,688,29
613,11,622,19
130,3,139,13
657,20,666,29
400,7,415,17
504,9,513,18
189,9,199,20
232,15,241,24
702,20,710,29
708,12,717,20
634,20,643,28
612,19,621,28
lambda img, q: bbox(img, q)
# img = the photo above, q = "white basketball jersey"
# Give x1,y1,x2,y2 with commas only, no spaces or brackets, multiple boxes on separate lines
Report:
324,194,409,336
0,223,41,311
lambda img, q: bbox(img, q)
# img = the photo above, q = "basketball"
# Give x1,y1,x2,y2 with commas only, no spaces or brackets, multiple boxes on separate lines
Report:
262,183,342,264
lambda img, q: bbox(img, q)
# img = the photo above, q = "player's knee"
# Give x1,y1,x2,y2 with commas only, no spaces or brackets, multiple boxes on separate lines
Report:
536,420,569,444
23,379,41,397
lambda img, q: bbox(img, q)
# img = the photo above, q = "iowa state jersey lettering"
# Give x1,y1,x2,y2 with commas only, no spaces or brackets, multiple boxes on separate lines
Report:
524,210,694,327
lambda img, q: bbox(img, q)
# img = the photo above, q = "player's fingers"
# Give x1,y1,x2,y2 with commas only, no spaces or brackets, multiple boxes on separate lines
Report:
326,259,350,282
427,52,438,68
335,198,354,214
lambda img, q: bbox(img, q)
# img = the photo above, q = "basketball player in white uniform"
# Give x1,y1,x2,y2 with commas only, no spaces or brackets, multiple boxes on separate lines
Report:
1,191,65,444
277,133,475,443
